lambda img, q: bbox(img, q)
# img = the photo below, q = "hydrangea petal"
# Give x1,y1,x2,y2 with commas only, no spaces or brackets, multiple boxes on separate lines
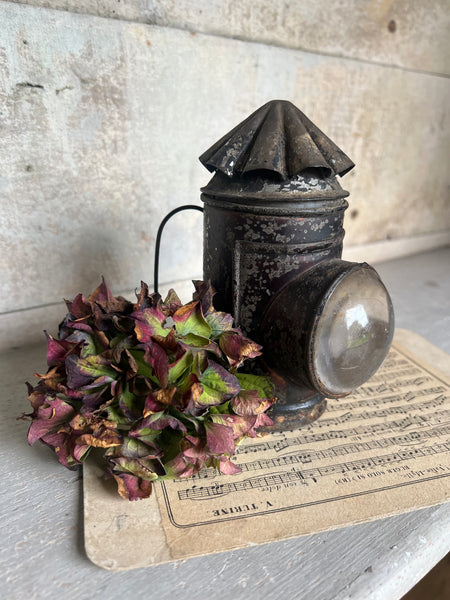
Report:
205,311,234,339
210,413,257,439
206,422,235,455
143,343,169,388
132,307,168,341
65,354,116,389
162,289,182,315
219,330,262,369
235,372,274,400
111,472,154,501
173,301,211,338
218,458,241,475
192,280,216,315
195,361,241,407
27,397,75,445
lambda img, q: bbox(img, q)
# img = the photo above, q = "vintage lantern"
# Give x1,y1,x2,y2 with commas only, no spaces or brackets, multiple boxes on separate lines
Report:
198,100,394,430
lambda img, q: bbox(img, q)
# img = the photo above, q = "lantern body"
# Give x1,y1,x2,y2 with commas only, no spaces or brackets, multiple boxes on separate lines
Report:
200,101,394,429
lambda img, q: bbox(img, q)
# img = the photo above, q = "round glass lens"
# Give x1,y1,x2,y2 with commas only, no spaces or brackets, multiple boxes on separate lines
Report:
310,266,394,396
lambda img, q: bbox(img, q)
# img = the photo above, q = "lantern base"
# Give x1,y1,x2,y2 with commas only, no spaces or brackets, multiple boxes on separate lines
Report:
263,382,327,432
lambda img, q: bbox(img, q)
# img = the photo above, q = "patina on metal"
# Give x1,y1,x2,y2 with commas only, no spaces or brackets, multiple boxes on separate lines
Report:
199,100,393,431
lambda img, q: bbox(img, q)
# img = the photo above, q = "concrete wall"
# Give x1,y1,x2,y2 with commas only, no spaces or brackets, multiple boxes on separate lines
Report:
1,0,449,349
8,0,450,75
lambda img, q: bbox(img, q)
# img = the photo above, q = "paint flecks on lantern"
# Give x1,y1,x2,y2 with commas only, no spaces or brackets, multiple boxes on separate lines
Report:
199,100,394,431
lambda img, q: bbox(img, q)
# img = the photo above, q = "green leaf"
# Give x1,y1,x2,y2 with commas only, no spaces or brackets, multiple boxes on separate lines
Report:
173,302,212,338
120,436,157,459
236,372,274,399
127,349,159,384
205,311,234,339
196,361,241,407
168,351,193,385
119,385,143,421
133,307,169,342
100,405,130,426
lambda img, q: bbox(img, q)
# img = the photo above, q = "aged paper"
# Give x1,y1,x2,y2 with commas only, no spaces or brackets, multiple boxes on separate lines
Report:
84,330,450,570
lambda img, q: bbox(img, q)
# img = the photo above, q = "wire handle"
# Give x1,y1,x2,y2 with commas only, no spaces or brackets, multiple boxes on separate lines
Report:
153,205,204,294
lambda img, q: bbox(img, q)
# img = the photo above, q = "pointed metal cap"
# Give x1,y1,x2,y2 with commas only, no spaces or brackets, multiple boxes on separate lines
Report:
199,100,354,180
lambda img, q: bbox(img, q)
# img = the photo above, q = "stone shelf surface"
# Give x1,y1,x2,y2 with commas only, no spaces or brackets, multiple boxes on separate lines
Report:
1,247,449,600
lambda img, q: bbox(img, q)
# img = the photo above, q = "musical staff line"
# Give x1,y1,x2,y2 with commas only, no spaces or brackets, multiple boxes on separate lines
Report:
348,384,447,401
326,392,447,413
379,356,409,371
177,443,450,501
364,367,426,384
308,404,450,429
182,425,450,482
232,416,450,459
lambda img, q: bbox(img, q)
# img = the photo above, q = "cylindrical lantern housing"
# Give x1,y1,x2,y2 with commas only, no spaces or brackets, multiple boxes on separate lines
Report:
200,100,394,429
202,171,347,336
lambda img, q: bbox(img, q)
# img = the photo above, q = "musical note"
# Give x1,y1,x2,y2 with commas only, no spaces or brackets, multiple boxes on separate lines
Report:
176,442,450,501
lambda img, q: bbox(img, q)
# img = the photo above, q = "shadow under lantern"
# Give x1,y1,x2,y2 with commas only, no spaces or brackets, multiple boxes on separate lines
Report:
199,100,394,430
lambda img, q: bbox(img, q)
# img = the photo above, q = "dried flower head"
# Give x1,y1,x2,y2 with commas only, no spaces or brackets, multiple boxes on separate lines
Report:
24,279,275,500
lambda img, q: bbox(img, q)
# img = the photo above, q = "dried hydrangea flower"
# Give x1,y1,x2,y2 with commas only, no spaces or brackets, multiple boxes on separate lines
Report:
24,279,276,500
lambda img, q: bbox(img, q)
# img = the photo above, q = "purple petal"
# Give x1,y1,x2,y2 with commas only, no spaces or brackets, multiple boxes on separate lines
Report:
134,281,160,311
87,277,115,305
206,422,235,455
45,333,79,367
143,343,169,388
218,458,241,475
210,413,256,439
65,354,115,389
111,471,154,501
65,293,91,319
27,397,75,445
132,307,168,341
132,412,186,434
219,330,262,369
39,430,77,468
192,280,216,315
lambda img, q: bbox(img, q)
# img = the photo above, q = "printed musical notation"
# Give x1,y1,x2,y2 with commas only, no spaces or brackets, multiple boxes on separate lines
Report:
178,443,450,501
159,344,450,529
173,424,450,485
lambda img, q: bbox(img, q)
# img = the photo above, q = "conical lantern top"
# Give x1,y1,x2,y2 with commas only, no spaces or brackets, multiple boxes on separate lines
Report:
199,100,354,181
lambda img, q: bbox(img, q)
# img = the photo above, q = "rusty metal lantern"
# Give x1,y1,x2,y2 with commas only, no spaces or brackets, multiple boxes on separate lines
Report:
198,100,395,430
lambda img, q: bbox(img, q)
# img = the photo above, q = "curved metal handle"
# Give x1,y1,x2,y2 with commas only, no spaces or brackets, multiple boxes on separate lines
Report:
153,205,204,294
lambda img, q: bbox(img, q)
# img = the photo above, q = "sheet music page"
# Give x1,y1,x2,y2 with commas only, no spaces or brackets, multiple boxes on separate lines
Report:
83,330,450,569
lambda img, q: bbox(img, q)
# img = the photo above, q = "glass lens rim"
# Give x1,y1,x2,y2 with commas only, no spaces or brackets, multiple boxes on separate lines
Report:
306,263,393,397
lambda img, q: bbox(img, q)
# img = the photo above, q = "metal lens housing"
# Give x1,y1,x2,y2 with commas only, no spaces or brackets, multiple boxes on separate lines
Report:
261,260,394,398
308,263,394,397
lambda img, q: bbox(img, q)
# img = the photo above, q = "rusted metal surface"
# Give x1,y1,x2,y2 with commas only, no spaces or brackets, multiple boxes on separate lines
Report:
259,397,327,433
200,100,393,428
200,99,354,179
202,193,347,337
260,259,356,393
200,101,355,427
